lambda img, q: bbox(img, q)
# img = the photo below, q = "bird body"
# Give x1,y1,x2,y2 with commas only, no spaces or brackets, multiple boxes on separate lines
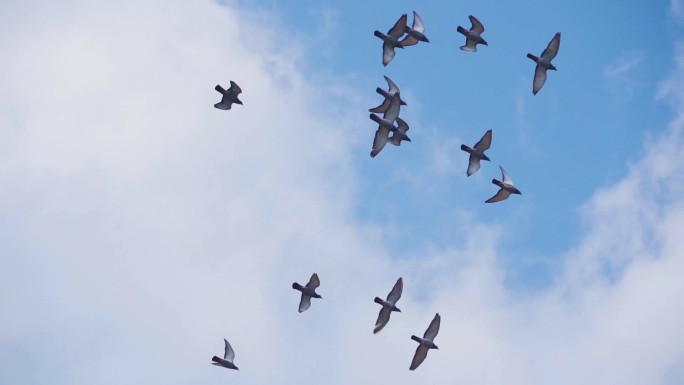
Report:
486,165,522,203
373,277,403,334
214,81,243,110
409,313,440,371
292,273,322,313
375,14,408,66
461,129,492,176
370,75,407,113
527,32,561,95
401,11,430,46
457,15,487,52
210,339,239,370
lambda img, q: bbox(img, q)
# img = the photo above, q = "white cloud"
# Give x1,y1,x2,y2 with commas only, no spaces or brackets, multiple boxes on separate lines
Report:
0,1,683,385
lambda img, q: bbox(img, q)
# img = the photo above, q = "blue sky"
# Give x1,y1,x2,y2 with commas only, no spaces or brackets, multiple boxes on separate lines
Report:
1,1,683,384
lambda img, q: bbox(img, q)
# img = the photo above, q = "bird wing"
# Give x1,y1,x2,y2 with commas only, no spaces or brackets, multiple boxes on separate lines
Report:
460,38,478,52
395,117,409,134
388,13,408,38
374,306,392,334
223,339,235,362
400,34,419,47
485,188,511,203
384,75,400,94
387,277,403,303
474,129,492,152
499,165,513,184
228,81,242,95
306,273,320,289
371,126,390,157
540,32,561,61
423,313,441,340
369,97,392,113
382,42,396,66
411,11,425,33
409,345,429,371
532,65,547,95
383,94,401,122
467,155,481,176
298,294,312,313
469,15,484,33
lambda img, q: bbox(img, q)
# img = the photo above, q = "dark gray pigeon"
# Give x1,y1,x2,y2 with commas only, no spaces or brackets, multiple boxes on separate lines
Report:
400,11,430,46
527,32,561,95
486,165,522,203
292,273,322,313
374,14,408,66
210,339,239,370
214,81,243,110
457,15,488,52
387,117,411,146
460,129,492,176
369,75,407,113
410,313,440,371
370,94,401,158
373,277,403,334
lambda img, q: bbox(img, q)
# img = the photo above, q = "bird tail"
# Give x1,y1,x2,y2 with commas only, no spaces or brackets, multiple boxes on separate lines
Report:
456,26,468,36
292,282,303,290
526,53,538,62
369,114,382,124
460,144,471,153
373,30,384,39
492,179,503,187
376,87,389,98
411,335,421,343
211,356,222,363
215,85,226,94
374,297,384,305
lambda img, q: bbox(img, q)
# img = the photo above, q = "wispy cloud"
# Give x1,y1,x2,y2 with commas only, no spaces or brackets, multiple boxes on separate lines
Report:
604,51,645,79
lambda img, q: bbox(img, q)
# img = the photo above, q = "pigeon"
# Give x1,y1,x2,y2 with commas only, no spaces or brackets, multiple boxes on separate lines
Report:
387,117,411,146
527,32,561,95
374,14,408,66
214,81,243,110
369,75,407,114
373,277,403,334
457,15,488,52
400,11,430,46
485,165,522,203
210,339,239,370
410,313,440,371
460,129,492,176
370,94,401,158
292,273,322,313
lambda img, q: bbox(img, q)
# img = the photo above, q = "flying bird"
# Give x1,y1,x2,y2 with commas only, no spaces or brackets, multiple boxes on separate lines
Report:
410,313,440,371
400,11,430,46
374,14,408,66
210,339,239,370
387,117,411,146
527,32,561,95
369,75,407,114
485,165,522,203
460,129,492,176
292,273,322,313
214,81,243,110
373,277,403,334
370,94,401,158
457,15,488,52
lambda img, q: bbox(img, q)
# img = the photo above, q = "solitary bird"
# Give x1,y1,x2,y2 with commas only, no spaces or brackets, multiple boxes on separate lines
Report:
387,117,411,146
370,94,401,158
485,165,522,203
457,15,488,52
214,81,243,110
374,14,408,66
527,32,561,95
400,11,430,46
460,129,492,176
369,75,407,113
292,273,322,313
410,313,440,371
210,339,239,370
373,277,403,334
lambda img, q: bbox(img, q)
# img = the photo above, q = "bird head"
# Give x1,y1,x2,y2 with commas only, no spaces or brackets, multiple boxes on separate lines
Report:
483,154,491,161
482,38,488,46
513,188,522,195
549,64,557,71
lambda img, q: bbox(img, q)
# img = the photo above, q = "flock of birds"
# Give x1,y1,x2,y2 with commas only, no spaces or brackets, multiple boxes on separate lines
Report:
210,10,561,373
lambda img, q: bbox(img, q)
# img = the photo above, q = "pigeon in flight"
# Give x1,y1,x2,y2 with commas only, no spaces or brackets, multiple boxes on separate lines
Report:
410,313,440,371
214,81,243,110
210,338,239,370
387,117,411,146
374,14,408,66
400,11,430,46
369,75,407,114
370,94,401,158
485,165,522,203
292,273,322,313
373,277,403,334
460,129,492,176
527,32,561,95
457,15,488,52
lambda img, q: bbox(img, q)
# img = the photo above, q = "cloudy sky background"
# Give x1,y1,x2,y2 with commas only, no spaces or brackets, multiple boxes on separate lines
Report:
1,0,683,384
